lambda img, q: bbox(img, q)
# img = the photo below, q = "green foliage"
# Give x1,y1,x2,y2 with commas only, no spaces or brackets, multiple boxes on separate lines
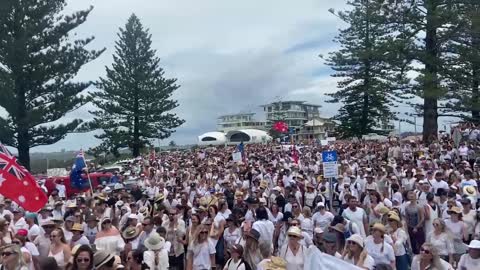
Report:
0,0,104,169
442,0,480,122
325,0,409,138
90,14,184,157
387,0,466,141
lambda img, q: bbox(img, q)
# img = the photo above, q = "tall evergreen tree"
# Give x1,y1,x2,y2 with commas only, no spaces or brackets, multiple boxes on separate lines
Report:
442,0,480,122
390,0,463,142
324,0,408,138
0,0,104,169
91,14,184,157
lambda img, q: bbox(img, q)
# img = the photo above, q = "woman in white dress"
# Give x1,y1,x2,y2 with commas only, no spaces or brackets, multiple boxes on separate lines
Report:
186,224,216,270
279,226,305,270
444,206,467,265
426,218,454,264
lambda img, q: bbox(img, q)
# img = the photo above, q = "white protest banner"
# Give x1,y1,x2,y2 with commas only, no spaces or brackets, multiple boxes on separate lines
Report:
304,247,362,270
232,152,242,162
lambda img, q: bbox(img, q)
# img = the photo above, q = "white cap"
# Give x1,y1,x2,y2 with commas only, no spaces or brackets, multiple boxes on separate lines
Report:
317,202,325,208
314,227,324,234
128,214,138,219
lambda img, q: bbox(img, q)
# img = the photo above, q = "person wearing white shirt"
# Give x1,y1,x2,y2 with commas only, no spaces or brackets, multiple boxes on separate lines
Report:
458,240,480,270
252,207,275,244
55,180,66,199
387,213,409,270
364,223,395,269
431,172,449,194
342,234,375,270
312,203,334,232
10,209,28,234
342,197,368,238
0,202,13,221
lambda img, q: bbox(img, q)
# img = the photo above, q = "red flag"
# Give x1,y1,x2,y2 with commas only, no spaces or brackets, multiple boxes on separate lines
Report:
0,143,48,212
273,121,288,133
291,145,299,164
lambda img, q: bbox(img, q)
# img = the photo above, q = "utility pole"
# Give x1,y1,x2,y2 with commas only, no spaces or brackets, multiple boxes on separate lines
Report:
414,116,417,134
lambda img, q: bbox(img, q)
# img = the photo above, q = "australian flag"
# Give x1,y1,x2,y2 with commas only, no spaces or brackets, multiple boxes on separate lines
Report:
70,150,86,189
237,142,246,161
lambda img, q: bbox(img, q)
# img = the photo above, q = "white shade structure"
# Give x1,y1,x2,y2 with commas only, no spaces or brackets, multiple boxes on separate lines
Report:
197,132,227,145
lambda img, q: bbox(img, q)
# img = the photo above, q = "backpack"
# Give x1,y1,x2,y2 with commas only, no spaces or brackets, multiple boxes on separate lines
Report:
226,258,252,270
343,221,354,239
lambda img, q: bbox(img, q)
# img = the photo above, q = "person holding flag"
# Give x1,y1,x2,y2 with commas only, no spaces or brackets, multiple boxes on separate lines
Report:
70,150,93,193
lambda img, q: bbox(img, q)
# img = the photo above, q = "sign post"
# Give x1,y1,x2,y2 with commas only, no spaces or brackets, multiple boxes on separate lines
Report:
322,151,338,212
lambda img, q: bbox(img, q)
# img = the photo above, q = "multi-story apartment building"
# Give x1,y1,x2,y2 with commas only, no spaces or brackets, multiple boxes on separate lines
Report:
217,113,266,132
261,101,321,130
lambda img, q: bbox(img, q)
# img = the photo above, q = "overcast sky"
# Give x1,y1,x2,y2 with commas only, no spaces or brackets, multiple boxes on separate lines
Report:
12,0,433,152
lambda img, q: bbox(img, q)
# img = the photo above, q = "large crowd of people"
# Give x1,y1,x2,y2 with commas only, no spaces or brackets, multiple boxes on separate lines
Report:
1,125,480,269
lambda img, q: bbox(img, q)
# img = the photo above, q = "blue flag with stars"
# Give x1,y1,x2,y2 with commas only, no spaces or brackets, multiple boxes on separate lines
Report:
70,151,86,189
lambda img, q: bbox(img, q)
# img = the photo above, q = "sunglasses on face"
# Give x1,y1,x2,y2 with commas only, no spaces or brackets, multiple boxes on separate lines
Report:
433,223,440,227
420,248,431,254
76,257,90,263
200,231,208,234
2,251,15,257
50,235,58,238
347,241,357,246
142,223,151,226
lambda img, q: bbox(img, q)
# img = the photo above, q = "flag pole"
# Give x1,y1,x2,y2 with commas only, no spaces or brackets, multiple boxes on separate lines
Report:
80,150,94,196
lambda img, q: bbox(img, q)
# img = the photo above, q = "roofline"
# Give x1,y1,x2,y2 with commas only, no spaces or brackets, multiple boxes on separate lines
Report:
260,101,321,107
217,112,256,118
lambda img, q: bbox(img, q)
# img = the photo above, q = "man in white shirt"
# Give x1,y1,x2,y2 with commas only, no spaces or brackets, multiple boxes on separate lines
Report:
430,172,449,194
458,240,480,270
342,197,368,238
55,179,67,199
252,207,275,244
10,208,28,234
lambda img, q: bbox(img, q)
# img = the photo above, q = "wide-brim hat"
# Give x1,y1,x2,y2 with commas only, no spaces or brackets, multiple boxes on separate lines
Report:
139,206,149,216
41,219,55,227
265,257,287,270
371,223,386,233
448,206,462,215
387,211,401,222
245,228,260,242
122,226,140,240
468,239,480,249
287,226,304,239
144,232,165,250
347,234,364,248
331,223,345,233
94,251,115,269
71,223,84,232
463,186,477,196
